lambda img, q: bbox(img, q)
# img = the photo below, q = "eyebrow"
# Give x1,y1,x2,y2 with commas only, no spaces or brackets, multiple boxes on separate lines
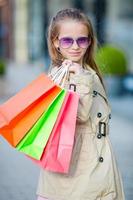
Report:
59,35,88,38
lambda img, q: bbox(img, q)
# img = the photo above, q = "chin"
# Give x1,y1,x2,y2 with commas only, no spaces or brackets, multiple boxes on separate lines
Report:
66,56,82,63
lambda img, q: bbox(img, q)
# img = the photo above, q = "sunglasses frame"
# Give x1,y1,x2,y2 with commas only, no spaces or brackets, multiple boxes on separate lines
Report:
58,36,91,49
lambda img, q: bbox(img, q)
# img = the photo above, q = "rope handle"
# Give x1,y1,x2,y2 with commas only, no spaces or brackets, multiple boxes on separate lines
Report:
48,60,72,87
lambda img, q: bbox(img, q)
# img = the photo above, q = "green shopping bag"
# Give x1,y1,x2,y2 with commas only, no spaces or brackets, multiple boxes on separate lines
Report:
16,89,66,160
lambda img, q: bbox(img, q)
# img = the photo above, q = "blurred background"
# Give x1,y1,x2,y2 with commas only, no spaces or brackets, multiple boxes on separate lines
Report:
0,0,133,200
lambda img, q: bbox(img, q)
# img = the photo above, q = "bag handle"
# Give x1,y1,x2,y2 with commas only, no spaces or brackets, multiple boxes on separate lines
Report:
48,61,71,88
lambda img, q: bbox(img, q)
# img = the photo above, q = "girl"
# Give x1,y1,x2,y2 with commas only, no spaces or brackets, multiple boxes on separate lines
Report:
37,8,125,200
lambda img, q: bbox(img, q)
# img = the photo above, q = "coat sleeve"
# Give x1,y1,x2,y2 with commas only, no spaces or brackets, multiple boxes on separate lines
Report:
68,70,94,124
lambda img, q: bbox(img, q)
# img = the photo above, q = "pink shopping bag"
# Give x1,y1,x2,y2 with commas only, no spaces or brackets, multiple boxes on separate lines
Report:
29,90,79,173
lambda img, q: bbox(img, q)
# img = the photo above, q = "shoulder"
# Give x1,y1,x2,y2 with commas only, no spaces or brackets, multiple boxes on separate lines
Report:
83,64,96,75
79,65,96,81
69,67,95,88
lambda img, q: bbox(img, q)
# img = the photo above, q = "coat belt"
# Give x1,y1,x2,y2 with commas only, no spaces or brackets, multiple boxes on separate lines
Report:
76,121,109,136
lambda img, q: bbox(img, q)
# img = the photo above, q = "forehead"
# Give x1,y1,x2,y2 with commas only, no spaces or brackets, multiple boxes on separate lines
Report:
58,20,88,37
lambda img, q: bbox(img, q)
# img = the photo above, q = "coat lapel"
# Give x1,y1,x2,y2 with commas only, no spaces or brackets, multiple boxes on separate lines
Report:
84,64,111,108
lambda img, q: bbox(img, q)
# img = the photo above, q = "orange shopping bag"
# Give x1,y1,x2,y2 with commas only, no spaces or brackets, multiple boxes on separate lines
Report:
0,73,59,146
1,86,61,146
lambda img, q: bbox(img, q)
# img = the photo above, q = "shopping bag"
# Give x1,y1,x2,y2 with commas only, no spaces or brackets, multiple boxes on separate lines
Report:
0,73,55,131
28,90,79,173
0,85,61,147
16,89,67,160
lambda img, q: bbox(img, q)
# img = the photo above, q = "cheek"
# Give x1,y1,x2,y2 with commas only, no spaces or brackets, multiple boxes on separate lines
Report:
60,48,69,56
81,48,88,56
60,48,87,55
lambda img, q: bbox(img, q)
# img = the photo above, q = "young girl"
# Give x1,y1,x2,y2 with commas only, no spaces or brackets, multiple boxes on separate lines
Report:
36,8,125,200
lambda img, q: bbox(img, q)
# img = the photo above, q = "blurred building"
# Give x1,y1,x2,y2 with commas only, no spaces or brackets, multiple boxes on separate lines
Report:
107,0,133,72
14,0,28,62
0,0,13,59
28,0,44,61
0,0,133,72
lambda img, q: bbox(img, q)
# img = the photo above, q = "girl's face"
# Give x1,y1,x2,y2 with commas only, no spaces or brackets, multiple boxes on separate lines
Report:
54,20,90,65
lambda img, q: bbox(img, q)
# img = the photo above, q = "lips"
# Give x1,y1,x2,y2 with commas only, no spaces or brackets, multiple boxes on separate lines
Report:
69,52,81,56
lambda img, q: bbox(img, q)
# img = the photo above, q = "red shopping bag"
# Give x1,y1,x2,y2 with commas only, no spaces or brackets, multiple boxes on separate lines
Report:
28,90,79,173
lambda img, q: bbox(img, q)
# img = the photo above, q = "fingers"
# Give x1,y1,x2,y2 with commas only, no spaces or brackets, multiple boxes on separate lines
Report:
62,59,73,68
61,59,82,74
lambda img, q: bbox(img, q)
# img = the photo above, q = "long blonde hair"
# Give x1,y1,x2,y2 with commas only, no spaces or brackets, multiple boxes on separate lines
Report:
47,8,105,89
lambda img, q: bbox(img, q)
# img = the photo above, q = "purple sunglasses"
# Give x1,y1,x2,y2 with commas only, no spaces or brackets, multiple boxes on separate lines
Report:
58,36,91,49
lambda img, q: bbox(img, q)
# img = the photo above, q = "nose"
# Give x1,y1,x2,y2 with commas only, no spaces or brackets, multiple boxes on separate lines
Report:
72,40,79,49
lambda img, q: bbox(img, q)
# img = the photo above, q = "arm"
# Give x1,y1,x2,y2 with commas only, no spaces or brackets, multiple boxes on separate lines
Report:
48,63,94,123
69,70,94,124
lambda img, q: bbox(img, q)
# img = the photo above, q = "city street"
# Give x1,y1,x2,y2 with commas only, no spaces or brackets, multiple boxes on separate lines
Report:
0,63,133,200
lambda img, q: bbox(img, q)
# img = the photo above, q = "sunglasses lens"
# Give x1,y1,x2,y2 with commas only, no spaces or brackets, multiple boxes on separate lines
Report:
59,37,73,48
77,37,90,48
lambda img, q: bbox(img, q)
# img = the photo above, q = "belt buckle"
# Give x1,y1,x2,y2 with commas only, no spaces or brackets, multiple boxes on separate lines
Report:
99,122,106,136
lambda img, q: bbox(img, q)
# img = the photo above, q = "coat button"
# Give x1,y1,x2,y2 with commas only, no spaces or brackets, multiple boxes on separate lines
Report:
97,112,102,118
93,90,97,97
97,134,102,139
109,113,111,119
99,157,104,162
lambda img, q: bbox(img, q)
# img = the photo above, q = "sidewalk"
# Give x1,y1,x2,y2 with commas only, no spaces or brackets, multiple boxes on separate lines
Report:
0,63,133,199
109,113,133,200
0,61,45,101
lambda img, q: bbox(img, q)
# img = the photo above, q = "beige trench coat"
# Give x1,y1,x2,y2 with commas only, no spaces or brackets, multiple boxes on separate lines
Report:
37,65,125,200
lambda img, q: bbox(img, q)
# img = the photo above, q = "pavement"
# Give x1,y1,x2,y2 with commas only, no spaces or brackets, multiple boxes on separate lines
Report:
0,62,133,200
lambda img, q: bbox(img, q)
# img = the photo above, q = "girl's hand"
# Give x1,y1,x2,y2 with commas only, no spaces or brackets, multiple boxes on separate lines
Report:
69,62,82,74
61,59,73,68
62,59,82,74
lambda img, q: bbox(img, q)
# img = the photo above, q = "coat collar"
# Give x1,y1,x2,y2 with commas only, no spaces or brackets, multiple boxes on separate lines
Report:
84,64,111,107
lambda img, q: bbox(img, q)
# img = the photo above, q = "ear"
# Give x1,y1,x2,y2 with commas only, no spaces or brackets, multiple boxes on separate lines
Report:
53,39,59,49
